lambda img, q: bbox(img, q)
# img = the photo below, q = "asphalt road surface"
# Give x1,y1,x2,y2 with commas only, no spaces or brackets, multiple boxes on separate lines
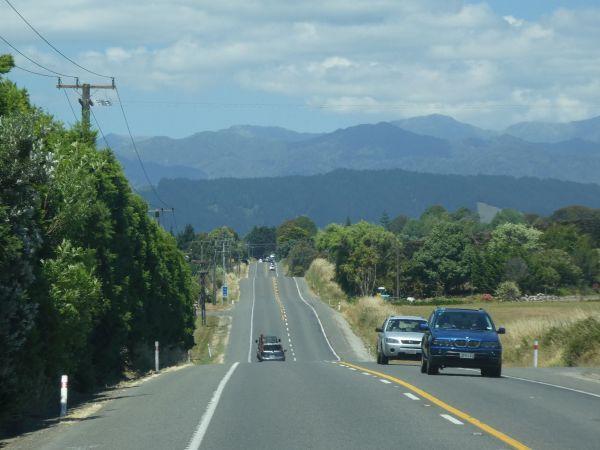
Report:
8,262,600,449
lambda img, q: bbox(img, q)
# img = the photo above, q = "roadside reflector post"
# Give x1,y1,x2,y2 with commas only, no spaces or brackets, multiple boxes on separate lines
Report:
155,341,159,372
207,343,212,359
60,375,68,418
338,302,341,311
533,340,539,368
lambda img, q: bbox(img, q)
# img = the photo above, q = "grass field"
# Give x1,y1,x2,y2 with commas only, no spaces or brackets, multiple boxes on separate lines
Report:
305,258,600,367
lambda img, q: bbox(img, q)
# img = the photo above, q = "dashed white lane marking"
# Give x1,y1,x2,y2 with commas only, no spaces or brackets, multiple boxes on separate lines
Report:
361,372,370,376
404,393,420,400
293,357,297,361
441,414,464,425
348,368,357,371
186,362,239,450
380,379,392,384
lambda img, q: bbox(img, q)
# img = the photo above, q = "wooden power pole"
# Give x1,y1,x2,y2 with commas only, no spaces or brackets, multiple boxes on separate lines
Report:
57,78,115,135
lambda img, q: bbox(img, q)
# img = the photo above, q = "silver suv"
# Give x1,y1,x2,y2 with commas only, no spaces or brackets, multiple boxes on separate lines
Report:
375,315,428,364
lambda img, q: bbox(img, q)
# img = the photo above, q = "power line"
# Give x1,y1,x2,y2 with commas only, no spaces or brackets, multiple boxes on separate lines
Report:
114,85,172,209
62,89,78,123
90,105,143,198
3,0,112,79
13,63,56,78
0,34,77,78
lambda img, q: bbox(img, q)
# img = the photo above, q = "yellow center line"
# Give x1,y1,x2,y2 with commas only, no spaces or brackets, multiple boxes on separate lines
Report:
339,361,530,450
272,278,285,320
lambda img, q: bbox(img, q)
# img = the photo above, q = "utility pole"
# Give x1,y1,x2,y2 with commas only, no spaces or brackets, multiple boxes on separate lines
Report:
222,241,226,274
212,245,217,305
148,208,175,228
57,78,115,136
191,259,208,326
395,245,400,299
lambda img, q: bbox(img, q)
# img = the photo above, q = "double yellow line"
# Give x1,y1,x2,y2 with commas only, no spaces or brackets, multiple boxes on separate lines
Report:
339,361,530,450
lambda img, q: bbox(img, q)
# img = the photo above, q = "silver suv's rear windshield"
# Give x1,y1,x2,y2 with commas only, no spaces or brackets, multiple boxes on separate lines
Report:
386,319,427,332
434,312,493,331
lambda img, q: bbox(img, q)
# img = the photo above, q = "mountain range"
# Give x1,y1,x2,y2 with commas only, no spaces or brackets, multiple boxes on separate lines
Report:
105,114,600,187
143,168,600,234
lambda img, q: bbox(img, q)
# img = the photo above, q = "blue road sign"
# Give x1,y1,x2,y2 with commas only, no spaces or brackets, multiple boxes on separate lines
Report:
222,286,228,298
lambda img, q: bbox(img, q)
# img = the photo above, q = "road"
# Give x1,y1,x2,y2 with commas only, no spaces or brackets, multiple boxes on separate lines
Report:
7,262,600,449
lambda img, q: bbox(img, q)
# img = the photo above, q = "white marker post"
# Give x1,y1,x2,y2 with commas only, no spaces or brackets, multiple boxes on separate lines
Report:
60,375,68,417
207,343,212,359
533,340,539,368
155,341,160,372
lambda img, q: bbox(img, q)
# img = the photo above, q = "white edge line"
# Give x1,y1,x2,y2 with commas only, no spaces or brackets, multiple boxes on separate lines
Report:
293,277,340,361
503,374,600,399
440,414,464,425
186,362,240,450
458,367,600,399
247,265,256,363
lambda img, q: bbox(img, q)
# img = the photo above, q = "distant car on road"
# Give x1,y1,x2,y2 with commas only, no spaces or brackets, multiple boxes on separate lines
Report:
258,258,263,263
269,262,275,271
255,334,285,361
375,315,427,364
420,307,505,377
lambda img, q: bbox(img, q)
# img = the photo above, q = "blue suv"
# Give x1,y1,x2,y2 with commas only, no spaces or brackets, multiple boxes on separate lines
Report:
421,307,505,377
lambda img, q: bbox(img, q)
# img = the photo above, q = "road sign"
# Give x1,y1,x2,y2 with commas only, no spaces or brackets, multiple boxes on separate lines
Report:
222,286,228,298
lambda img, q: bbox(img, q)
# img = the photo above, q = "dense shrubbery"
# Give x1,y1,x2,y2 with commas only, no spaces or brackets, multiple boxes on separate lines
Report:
311,204,600,298
0,57,196,426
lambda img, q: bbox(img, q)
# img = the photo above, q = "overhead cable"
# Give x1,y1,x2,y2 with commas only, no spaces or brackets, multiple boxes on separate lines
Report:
114,85,173,209
3,0,112,79
0,34,77,78
14,63,56,78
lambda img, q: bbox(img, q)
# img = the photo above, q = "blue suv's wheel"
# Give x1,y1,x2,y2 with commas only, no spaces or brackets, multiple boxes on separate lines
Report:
426,357,439,375
481,364,502,377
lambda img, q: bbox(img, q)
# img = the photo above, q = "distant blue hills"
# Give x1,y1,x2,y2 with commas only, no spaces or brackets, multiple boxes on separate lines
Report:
104,114,600,187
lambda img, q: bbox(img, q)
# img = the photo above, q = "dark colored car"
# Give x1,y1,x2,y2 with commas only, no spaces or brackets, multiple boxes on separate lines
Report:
420,307,505,377
255,335,286,361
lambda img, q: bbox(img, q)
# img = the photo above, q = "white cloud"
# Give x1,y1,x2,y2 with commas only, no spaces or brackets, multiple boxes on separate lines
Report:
3,0,600,127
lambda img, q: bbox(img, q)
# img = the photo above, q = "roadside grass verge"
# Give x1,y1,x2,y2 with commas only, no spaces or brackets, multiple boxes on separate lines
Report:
190,315,230,364
208,264,248,311
304,258,346,305
305,258,600,367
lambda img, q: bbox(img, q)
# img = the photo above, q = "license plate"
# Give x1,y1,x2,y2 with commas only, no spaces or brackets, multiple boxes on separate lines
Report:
459,352,475,359
403,349,418,354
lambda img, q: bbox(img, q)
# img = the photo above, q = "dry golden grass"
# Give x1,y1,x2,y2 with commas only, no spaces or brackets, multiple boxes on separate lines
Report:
190,315,230,364
305,258,600,367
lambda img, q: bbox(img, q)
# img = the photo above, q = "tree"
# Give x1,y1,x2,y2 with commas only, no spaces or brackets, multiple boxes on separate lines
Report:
245,225,276,258
379,211,391,230
388,214,408,234
276,217,316,258
413,222,473,295
321,221,398,297
491,209,525,227
287,241,318,276
177,224,196,250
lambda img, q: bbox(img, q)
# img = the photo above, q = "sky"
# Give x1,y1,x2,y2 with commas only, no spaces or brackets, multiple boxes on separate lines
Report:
2,0,600,137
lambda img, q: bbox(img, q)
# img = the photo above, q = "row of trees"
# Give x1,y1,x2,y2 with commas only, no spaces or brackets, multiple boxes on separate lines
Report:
1,56,196,427
259,204,599,299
